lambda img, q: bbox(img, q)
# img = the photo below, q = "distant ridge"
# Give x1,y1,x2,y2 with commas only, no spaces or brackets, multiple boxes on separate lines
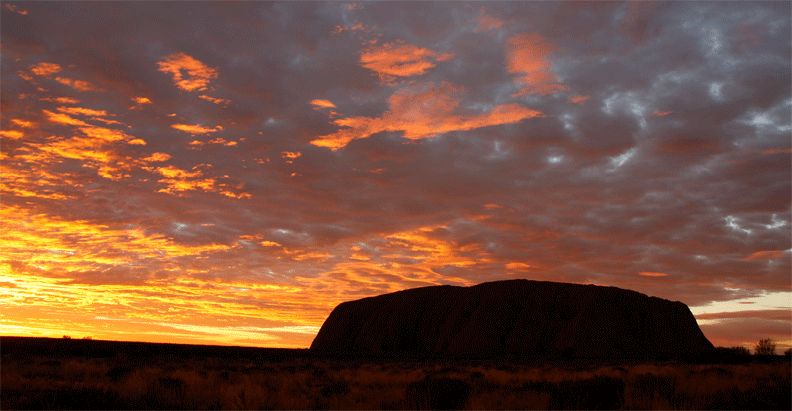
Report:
310,279,714,358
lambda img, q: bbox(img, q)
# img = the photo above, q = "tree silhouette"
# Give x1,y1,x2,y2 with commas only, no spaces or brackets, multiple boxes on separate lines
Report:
754,338,776,355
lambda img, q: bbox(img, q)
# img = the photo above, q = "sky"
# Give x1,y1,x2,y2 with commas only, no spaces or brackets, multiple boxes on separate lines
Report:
1,1,790,352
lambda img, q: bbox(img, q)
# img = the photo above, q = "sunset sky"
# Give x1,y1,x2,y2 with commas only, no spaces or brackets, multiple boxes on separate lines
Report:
1,1,790,352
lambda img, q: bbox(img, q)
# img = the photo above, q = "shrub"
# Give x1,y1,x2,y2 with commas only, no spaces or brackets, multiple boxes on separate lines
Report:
784,348,791,358
404,377,470,410
715,346,750,356
754,339,776,356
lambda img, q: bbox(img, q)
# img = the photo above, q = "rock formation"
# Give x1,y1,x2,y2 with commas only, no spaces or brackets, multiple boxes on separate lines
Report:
310,279,714,358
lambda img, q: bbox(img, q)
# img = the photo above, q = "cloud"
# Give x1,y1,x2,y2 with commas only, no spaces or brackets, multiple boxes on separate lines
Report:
569,95,589,104
310,99,336,109
639,272,668,277
43,110,90,126
30,62,62,76
157,53,218,92
741,250,789,261
3,3,28,15
57,106,111,117
143,152,172,162
11,119,34,128
311,81,544,149
506,32,569,96
0,130,25,139
155,165,216,194
54,77,103,92
207,138,237,146
41,97,80,104
359,41,453,83
171,124,222,134
199,95,230,105
696,309,791,321
473,10,504,33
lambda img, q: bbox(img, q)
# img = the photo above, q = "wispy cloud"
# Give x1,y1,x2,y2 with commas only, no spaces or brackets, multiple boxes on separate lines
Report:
312,82,543,149
506,33,569,96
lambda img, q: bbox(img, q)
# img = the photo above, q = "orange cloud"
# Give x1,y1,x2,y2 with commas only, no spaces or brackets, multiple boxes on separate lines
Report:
57,106,111,117
695,309,791,320
207,138,237,146
473,10,504,33
156,165,215,194
310,99,336,109
199,95,230,105
299,225,486,289
651,110,673,117
54,77,103,92
171,124,222,134
90,117,126,126
506,33,569,96
282,151,301,159
311,82,543,149
30,62,62,76
0,130,25,139
741,250,788,261
78,126,131,142
639,272,668,277
37,105,147,179
134,97,152,104
157,165,202,179
0,205,254,331
154,165,246,198
3,3,28,15
35,137,115,163
11,119,35,128
143,152,172,162
569,95,589,104
506,262,532,270
762,148,792,155
157,53,218,92
41,97,80,104
24,131,136,181
360,42,453,83
43,110,90,126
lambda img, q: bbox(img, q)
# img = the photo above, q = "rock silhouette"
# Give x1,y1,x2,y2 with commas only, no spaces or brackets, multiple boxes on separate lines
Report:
310,279,714,358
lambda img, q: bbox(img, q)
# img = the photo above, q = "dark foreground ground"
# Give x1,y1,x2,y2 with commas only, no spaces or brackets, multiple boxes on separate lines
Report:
2,336,790,410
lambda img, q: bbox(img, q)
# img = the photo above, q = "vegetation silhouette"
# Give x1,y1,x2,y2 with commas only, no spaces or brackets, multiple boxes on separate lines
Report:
2,336,791,410
754,338,776,356
715,346,751,357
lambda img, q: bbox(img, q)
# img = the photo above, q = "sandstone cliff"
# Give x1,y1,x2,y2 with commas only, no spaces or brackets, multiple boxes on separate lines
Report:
310,280,714,358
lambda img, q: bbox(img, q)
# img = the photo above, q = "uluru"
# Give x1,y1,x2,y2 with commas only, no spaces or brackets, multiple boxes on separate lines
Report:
310,279,715,358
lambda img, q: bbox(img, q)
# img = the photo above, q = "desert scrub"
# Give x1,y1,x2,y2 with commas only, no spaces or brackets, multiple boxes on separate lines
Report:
3,342,791,410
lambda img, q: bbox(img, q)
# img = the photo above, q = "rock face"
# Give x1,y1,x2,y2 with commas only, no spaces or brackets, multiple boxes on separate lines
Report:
310,280,714,358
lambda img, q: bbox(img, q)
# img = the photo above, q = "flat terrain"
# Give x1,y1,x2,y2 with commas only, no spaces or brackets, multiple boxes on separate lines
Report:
2,336,790,410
